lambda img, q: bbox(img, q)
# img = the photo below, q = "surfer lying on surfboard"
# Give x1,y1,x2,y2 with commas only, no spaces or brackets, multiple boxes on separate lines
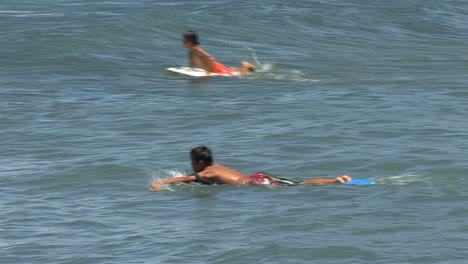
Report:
149,146,352,191
183,30,256,76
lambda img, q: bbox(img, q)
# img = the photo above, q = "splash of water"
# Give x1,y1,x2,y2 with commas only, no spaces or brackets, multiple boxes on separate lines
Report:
150,168,186,183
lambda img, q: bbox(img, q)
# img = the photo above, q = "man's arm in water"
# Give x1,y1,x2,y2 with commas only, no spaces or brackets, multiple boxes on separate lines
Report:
150,175,197,191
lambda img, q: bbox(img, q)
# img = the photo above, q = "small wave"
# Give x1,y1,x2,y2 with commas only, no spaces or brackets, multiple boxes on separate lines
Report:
0,10,34,18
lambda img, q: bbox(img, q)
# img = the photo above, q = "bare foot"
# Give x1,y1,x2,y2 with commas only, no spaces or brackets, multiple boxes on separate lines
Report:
242,61,256,72
336,175,352,183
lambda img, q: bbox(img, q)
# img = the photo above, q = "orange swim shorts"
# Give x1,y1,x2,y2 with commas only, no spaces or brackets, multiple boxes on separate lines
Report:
212,61,234,76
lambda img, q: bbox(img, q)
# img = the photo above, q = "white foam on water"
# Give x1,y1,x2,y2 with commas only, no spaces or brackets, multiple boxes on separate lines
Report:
149,168,185,183
379,173,429,186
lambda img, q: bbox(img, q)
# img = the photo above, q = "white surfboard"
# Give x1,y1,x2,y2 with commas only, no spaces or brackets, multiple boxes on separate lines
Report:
166,67,239,77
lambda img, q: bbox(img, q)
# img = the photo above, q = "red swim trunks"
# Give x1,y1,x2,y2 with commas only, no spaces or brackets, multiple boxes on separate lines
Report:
212,61,234,76
249,172,299,185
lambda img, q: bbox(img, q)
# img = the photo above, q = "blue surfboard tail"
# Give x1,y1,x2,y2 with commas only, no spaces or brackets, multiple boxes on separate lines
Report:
341,179,375,185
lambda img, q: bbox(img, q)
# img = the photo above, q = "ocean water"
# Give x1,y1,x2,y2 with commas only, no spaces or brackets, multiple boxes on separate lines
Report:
1,0,468,263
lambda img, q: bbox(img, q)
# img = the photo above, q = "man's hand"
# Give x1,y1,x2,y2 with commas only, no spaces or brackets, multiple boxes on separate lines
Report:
149,182,163,191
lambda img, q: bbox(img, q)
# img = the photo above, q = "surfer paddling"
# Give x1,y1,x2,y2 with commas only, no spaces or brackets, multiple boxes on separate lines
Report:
150,146,352,191
183,30,256,76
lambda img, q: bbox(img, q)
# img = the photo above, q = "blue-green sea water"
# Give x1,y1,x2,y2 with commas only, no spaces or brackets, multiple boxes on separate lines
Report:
2,0,468,263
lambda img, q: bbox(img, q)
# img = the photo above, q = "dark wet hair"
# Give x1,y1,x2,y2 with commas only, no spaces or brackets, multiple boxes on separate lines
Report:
191,146,213,164
183,30,200,46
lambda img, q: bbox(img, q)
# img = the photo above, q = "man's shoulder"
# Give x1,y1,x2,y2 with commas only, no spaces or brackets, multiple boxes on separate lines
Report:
211,163,228,169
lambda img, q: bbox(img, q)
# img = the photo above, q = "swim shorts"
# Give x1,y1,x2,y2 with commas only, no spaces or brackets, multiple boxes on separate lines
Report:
249,172,299,185
212,61,234,76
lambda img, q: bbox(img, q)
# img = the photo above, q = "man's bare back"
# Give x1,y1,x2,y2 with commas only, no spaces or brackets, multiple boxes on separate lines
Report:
189,46,216,72
194,163,250,185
